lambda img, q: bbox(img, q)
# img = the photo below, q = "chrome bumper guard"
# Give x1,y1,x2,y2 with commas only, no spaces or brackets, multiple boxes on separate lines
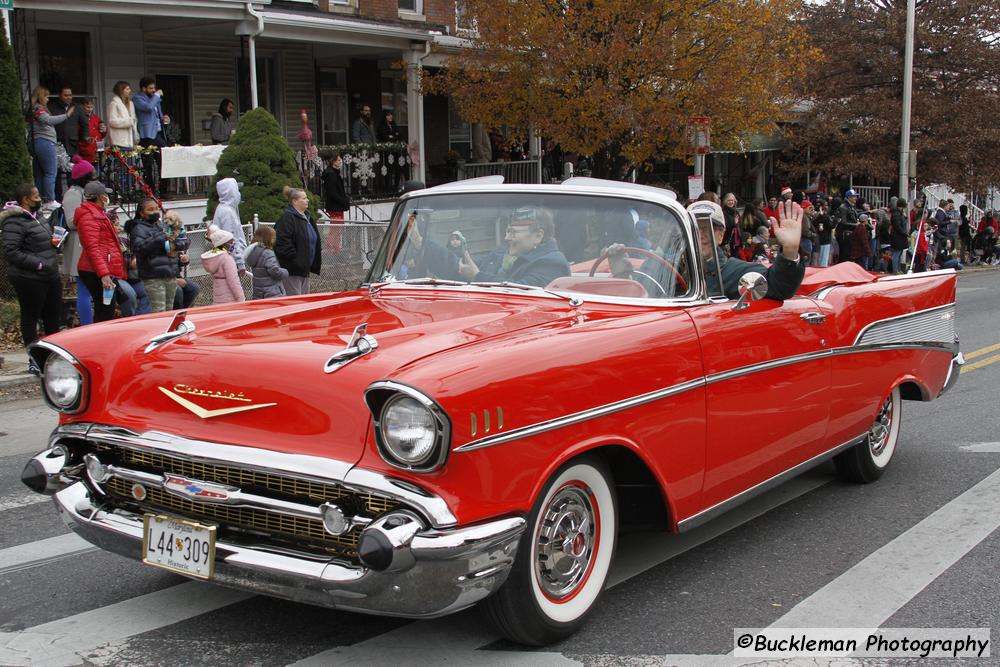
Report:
52,481,524,618
940,352,964,396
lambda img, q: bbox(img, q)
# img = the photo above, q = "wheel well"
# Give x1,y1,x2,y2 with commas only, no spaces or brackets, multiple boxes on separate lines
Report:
898,380,929,401
593,445,671,531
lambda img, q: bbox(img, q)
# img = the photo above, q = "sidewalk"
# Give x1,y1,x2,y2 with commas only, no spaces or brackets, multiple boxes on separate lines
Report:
0,349,34,389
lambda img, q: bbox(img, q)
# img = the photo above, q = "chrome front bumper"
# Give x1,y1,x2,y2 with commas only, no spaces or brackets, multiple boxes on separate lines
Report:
54,481,524,618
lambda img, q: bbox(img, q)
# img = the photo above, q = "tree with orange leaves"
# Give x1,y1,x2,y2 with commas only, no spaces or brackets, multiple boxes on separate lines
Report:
426,0,816,180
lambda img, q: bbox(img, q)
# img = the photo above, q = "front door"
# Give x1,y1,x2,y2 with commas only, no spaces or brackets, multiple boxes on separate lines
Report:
689,296,832,509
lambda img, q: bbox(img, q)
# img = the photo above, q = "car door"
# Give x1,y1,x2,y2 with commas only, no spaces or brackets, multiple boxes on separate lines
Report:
688,295,832,511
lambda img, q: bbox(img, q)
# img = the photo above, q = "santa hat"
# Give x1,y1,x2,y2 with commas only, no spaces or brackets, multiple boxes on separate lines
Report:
780,186,793,197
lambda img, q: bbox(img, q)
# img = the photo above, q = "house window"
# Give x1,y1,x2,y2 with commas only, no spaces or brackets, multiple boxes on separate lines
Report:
237,55,279,118
448,98,471,159
398,0,422,14
456,1,476,33
319,68,348,145
37,30,92,96
380,73,408,139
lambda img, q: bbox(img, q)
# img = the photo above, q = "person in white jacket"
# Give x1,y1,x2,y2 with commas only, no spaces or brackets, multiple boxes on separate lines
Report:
106,81,138,149
211,178,247,274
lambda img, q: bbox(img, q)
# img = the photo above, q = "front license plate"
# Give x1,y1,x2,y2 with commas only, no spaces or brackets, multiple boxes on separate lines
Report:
142,514,216,579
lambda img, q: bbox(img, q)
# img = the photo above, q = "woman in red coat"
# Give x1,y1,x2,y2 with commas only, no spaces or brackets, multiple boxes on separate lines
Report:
75,181,126,322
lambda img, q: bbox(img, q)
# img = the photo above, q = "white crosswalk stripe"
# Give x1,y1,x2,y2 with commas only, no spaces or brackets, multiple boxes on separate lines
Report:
0,492,49,512
0,582,252,667
0,533,96,575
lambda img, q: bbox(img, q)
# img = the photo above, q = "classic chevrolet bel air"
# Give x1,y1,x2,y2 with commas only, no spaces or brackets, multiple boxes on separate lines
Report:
22,178,962,645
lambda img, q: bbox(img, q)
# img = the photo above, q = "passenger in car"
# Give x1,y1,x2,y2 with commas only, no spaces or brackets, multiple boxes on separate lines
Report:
609,200,805,301
458,207,571,287
404,207,571,288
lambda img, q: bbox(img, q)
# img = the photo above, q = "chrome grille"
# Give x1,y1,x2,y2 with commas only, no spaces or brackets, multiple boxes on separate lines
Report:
104,478,361,555
91,441,397,515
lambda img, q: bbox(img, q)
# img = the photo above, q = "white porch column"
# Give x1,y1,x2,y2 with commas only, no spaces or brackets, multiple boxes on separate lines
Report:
248,34,259,109
406,43,426,183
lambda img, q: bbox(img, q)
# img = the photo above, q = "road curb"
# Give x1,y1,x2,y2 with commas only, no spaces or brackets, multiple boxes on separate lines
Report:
0,374,37,389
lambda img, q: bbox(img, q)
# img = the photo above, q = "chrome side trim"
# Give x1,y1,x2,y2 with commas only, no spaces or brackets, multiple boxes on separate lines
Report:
877,268,956,281
453,377,707,452
940,352,964,396
54,424,458,528
454,339,956,453
676,432,867,532
809,285,841,300
854,303,956,347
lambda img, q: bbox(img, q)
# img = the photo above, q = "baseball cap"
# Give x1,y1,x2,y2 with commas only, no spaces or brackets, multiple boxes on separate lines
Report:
83,181,113,200
845,189,859,198
687,201,726,229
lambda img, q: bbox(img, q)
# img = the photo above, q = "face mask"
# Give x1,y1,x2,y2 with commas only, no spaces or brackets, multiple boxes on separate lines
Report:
29,201,41,213
146,212,161,223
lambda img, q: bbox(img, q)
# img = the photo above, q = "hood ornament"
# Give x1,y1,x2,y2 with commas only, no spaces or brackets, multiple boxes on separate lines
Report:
325,323,379,373
145,311,196,354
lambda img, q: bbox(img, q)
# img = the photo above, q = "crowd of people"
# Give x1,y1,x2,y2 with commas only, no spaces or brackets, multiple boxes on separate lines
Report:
28,78,238,204
713,187,1000,273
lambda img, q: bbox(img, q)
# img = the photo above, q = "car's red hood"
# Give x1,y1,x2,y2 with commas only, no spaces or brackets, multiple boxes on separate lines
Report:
53,288,572,463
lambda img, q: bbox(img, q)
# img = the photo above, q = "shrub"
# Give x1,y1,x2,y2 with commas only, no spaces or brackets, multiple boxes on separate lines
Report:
0,25,32,201
206,107,317,223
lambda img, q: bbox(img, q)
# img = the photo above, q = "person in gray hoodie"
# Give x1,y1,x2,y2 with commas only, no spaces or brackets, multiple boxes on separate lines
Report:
211,178,246,274
245,225,288,299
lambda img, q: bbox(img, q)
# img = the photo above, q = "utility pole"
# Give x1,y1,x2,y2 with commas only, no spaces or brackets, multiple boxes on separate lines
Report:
898,0,915,200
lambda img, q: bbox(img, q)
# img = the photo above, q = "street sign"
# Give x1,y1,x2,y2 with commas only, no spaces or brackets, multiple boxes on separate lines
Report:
688,175,705,200
686,116,711,156
0,1,12,11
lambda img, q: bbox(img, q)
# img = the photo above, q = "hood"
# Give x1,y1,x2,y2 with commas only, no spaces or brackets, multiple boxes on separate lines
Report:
50,289,577,463
216,177,241,208
0,205,33,225
200,248,229,267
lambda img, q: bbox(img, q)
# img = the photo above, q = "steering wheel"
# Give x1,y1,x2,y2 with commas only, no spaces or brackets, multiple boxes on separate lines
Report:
590,246,689,295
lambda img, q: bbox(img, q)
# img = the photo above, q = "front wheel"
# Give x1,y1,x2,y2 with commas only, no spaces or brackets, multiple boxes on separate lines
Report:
834,385,901,483
483,456,617,646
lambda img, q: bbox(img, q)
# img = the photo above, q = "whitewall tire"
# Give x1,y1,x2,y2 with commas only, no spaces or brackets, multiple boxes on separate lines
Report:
835,386,902,483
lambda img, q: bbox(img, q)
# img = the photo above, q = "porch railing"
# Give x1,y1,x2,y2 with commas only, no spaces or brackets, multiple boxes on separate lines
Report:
853,186,891,209
458,159,542,184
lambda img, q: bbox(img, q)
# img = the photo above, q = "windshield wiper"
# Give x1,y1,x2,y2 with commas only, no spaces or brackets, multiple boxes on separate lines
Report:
369,277,466,295
470,281,584,307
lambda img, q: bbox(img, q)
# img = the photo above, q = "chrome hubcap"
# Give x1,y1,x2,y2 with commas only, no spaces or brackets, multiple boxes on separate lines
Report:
535,485,596,599
869,396,894,457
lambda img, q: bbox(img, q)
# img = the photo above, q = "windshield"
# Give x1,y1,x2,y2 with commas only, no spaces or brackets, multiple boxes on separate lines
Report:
366,192,694,300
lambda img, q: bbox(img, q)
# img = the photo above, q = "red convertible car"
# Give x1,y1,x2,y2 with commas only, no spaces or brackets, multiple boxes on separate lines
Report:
23,179,961,645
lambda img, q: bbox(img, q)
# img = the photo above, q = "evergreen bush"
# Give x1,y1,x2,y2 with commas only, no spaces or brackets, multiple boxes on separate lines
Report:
0,21,33,201
206,107,316,223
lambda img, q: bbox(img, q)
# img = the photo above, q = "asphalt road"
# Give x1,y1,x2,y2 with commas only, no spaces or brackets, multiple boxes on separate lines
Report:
0,270,997,667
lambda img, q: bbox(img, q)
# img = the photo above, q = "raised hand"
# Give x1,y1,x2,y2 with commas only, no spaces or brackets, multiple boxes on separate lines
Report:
773,199,803,260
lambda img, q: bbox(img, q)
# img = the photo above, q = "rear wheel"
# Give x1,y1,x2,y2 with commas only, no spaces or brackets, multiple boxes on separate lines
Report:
834,386,901,483
483,456,617,646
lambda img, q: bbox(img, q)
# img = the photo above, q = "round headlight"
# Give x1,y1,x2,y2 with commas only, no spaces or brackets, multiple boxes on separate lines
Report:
44,355,82,410
379,395,439,467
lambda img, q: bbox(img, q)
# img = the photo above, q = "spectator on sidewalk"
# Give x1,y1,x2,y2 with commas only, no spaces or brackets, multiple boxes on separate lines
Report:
130,198,182,313
245,225,288,300
61,159,99,324
201,225,244,304
1,184,61,363
47,87,78,198
958,205,973,263
210,98,236,145
29,86,73,202
350,104,376,145
212,178,247,274
107,81,138,150
321,155,350,219
275,186,322,296
166,211,199,309
889,198,910,274
76,181,126,322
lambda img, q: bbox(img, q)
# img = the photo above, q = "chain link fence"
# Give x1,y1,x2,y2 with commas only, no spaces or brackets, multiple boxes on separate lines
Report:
1,222,388,315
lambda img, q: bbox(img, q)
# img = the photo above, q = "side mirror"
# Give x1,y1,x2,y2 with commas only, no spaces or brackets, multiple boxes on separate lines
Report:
732,271,767,311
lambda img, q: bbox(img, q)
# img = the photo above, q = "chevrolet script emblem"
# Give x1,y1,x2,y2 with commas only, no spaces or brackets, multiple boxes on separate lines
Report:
158,385,277,419
163,474,235,502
